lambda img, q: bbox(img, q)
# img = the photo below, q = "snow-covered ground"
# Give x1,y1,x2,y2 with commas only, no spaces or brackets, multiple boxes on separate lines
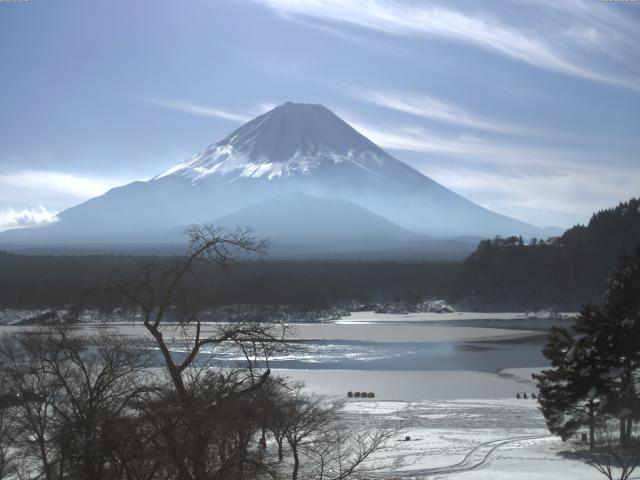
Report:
269,315,601,480
322,397,606,479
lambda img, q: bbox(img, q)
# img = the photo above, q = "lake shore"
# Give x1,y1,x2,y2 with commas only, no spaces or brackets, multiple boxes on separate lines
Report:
277,368,537,400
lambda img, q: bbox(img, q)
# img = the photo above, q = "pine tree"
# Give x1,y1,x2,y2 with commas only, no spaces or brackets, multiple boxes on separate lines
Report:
534,305,610,448
600,245,640,446
535,245,640,448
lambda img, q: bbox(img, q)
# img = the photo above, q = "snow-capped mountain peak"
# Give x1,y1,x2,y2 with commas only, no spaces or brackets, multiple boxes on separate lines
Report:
0,100,549,248
156,102,391,181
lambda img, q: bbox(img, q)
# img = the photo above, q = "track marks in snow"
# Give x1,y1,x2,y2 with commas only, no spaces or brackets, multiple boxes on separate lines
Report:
385,434,551,478
341,398,550,477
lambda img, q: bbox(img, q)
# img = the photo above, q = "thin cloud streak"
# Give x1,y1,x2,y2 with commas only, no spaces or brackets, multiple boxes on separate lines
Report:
343,111,640,226
356,90,535,135
425,165,640,227
143,98,252,122
257,0,640,90
0,170,129,199
348,119,591,171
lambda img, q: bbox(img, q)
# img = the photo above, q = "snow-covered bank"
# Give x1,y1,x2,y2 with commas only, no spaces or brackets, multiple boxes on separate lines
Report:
288,323,540,343
338,310,575,324
0,320,541,345
277,369,539,400
499,367,544,385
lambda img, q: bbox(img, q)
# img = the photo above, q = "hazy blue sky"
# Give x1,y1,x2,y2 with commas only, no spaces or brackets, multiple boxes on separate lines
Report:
1,0,639,230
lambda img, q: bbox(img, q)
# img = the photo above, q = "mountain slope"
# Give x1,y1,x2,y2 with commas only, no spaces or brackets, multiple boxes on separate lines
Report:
0,102,548,248
209,193,414,239
173,193,439,258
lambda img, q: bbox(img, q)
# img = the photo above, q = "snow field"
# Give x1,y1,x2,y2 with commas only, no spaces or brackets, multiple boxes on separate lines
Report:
333,398,606,479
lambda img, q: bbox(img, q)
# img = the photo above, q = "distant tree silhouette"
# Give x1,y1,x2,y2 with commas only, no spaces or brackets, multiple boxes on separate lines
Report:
454,198,640,309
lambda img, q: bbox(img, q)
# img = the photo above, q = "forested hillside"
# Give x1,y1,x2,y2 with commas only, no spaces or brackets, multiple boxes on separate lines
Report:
453,198,640,309
0,252,457,310
2,199,639,313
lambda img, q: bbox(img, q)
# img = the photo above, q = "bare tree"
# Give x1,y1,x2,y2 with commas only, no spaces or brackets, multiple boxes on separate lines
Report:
0,224,390,480
0,328,148,480
586,421,640,480
103,412,164,480
0,400,17,480
107,225,273,402
262,380,300,462
303,427,395,480
279,390,340,480
0,331,68,480
262,383,395,480
107,225,287,480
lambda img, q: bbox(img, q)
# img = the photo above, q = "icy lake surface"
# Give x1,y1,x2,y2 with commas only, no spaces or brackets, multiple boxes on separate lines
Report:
160,311,557,372
189,336,547,371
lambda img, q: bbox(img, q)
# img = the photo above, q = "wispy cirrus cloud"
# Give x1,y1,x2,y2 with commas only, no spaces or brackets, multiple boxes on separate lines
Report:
256,0,640,90
0,205,58,232
142,98,252,122
347,119,587,170
0,170,126,200
354,90,535,135
336,107,640,226
142,97,284,123
424,165,640,228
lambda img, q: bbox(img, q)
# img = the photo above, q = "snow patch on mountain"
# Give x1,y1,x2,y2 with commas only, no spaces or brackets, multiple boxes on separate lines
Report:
156,102,391,182
158,145,388,182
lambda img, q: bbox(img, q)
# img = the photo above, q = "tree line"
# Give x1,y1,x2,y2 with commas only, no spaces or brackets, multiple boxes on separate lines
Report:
0,251,457,312
1,198,639,313
453,198,640,309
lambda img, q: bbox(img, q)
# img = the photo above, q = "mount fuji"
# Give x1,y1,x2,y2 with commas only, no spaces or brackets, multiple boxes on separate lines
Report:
0,102,552,257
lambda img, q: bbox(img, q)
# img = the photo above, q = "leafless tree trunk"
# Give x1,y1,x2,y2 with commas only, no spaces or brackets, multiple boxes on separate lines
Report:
279,390,340,480
107,225,286,480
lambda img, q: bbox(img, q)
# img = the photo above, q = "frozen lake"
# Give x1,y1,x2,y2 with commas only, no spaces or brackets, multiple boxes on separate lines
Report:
0,310,558,376
161,310,559,374
187,335,548,372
